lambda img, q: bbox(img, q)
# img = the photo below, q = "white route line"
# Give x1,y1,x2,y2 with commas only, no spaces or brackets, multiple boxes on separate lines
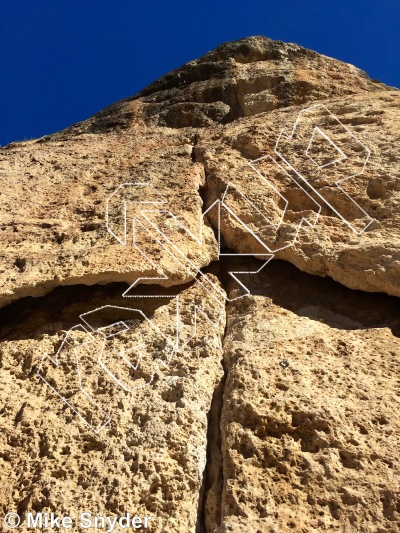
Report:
38,103,373,433
275,103,372,235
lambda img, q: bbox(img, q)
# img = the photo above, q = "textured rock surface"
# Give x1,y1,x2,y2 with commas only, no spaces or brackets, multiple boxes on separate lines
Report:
198,91,400,297
0,128,217,308
0,36,399,532
205,259,400,532
1,36,399,308
0,274,226,532
131,36,388,127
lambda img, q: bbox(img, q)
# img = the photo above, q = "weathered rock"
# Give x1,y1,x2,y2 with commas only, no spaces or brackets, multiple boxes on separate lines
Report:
131,35,389,127
207,259,400,532
198,91,400,297
0,128,217,308
1,36,398,308
0,35,399,533
0,273,226,532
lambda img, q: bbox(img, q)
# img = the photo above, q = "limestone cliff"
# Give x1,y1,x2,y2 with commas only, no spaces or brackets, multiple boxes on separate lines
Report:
0,36,399,532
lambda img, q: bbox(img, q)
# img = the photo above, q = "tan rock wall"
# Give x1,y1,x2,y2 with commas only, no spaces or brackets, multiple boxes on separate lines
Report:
0,36,399,532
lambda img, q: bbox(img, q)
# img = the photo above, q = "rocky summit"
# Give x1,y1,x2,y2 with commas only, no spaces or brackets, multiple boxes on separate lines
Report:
0,36,399,532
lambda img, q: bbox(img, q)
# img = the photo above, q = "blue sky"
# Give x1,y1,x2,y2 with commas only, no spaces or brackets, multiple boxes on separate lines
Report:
1,0,399,146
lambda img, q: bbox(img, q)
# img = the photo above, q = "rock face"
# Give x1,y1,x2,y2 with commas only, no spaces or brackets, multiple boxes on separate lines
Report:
198,91,400,297
0,275,226,531
0,126,217,308
0,36,399,532
207,259,400,532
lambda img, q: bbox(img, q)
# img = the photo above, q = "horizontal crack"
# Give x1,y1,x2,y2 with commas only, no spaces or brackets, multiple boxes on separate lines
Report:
0,280,193,342
220,256,400,335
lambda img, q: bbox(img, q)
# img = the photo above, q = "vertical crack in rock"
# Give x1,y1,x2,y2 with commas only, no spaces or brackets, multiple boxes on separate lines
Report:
2,35,400,532
197,298,229,533
193,149,227,533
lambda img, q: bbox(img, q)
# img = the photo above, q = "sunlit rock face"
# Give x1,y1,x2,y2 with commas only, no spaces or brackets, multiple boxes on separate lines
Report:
0,36,399,532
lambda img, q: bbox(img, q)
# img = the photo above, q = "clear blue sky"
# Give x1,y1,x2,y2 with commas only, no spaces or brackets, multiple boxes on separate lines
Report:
1,0,399,146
